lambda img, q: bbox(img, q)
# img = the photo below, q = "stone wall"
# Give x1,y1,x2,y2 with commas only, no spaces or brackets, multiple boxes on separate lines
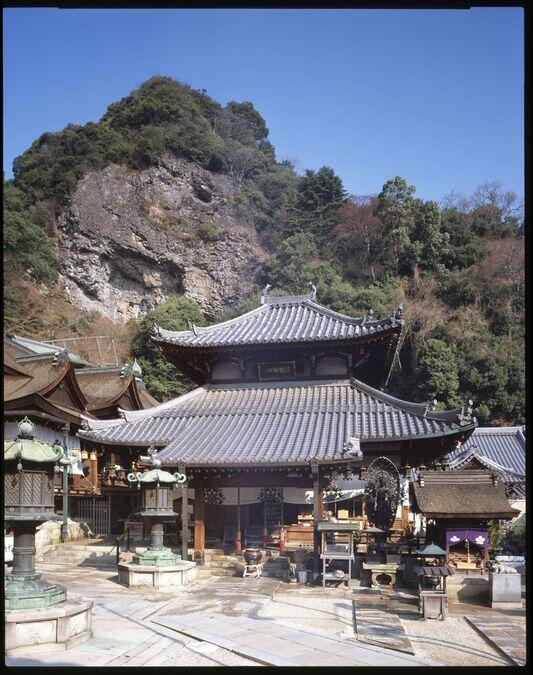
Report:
35,519,94,553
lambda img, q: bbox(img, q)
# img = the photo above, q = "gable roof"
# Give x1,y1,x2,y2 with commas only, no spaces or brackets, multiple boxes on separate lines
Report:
153,293,404,349
78,378,476,466
447,427,525,494
75,366,144,412
410,470,519,520
4,350,87,410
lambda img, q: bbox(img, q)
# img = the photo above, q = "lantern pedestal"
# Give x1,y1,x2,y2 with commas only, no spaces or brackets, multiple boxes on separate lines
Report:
131,520,181,566
4,521,67,610
5,599,93,655
118,560,197,589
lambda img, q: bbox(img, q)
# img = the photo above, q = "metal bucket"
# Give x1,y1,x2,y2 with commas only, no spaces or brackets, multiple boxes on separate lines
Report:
297,569,309,584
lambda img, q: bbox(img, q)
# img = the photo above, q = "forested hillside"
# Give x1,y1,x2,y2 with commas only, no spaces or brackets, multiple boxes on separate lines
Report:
4,76,524,425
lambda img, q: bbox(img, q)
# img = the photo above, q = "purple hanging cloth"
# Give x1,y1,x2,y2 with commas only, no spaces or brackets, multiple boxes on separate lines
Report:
446,529,489,548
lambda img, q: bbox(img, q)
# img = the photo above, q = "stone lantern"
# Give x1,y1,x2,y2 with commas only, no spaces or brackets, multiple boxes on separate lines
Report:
4,418,66,610
128,446,186,566
117,447,197,589
4,418,93,654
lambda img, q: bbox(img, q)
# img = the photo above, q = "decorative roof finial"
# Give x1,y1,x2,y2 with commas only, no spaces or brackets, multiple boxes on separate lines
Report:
307,281,317,300
52,349,69,367
120,363,132,378
395,303,404,320
18,416,34,439
260,283,272,305
187,320,198,336
132,359,142,378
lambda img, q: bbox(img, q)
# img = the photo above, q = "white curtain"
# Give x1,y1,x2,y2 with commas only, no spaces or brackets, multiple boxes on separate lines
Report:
171,486,364,505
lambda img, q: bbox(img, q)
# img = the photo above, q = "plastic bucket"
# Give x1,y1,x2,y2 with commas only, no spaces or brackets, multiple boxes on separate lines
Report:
297,569,309,584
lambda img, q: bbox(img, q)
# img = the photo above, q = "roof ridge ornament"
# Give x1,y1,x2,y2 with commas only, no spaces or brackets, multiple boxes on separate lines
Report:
260,283,272,305
187,320,198,336
52,349,69,367
120,363,132,378
132,359,142,378
307,281,317,301
424,399,438,417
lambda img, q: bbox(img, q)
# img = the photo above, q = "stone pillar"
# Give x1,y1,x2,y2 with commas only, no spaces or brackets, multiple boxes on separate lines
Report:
194,483,205,563
12,523,37,579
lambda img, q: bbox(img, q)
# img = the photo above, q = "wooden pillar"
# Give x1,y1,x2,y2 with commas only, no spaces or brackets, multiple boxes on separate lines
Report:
236,487,242,552
89,451,98,492
262,493,268,547
311,461,323,580
194,482,205,562
179,465,188,561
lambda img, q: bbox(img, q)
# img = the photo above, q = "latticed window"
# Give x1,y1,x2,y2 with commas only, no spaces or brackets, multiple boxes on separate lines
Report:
258,361,295,381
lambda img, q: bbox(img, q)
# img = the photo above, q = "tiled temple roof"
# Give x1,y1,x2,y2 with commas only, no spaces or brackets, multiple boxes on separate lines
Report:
78,378,476,464
152,293,404,349
447,426,525,496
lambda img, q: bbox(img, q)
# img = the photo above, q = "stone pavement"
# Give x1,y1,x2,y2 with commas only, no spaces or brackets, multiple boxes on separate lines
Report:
155,601,433,666
354,607,415,655
5,559,522,667
5,562,256,668
465,615,526,666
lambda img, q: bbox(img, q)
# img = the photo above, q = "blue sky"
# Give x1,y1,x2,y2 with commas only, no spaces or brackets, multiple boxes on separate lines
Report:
3,7,524,202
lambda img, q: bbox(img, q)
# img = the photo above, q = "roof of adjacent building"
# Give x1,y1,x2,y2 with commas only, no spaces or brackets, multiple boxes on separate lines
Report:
152,292,404,349
447,426,525,496
4,336,158,421
7,334,93,367
410,470,519,519
78,378,476,465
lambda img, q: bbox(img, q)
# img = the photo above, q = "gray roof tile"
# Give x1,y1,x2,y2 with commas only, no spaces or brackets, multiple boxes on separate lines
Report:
153,294,404,348
447,426,525,493
78,378,474,465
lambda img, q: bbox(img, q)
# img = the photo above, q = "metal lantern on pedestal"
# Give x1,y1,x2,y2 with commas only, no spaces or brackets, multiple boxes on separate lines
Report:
127,446,186,566
4,418,71,610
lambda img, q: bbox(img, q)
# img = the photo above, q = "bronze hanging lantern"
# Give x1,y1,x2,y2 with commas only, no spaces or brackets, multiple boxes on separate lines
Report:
4,418,70,610
127,447,186,566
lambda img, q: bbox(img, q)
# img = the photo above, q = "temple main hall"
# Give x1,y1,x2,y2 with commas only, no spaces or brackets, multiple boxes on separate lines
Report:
79,288,477,566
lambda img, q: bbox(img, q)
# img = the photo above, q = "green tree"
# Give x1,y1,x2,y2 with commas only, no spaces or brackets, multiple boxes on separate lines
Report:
416,338,460,408
129,295,206,401
287,167,346,249
374,176,416,274
374,177,449,279
3,181,58,284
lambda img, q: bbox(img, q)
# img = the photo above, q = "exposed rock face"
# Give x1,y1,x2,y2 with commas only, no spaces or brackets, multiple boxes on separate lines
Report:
56,153,267,320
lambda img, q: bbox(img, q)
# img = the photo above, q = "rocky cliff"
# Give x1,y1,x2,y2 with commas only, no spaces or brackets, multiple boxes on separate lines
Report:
56,153,267,320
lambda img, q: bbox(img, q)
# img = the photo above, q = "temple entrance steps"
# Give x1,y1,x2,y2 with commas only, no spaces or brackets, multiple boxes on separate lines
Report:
199,549,293,581
39,539,140,569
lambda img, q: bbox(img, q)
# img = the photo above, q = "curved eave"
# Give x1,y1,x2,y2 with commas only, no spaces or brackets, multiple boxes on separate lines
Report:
77,419,476,451
153,324,403,352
